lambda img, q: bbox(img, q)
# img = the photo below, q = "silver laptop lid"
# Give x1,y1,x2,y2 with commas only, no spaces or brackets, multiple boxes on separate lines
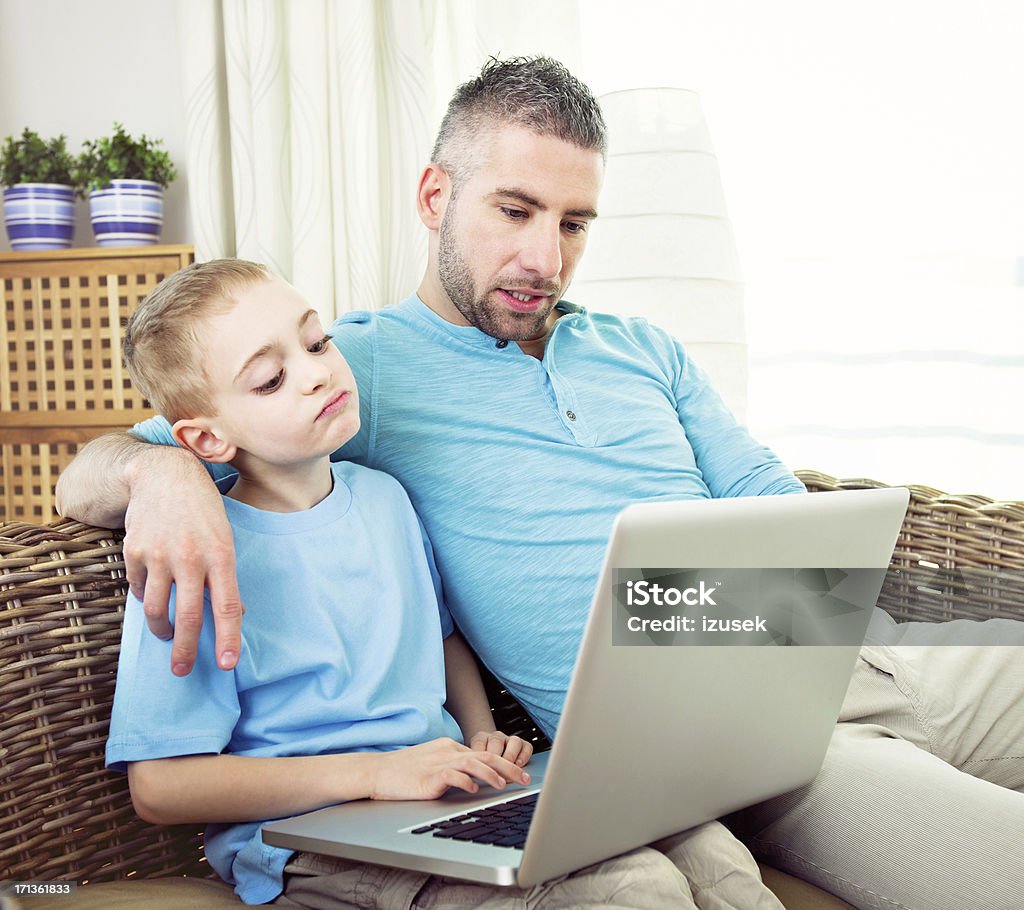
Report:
264,487,909,888
517,487,908,885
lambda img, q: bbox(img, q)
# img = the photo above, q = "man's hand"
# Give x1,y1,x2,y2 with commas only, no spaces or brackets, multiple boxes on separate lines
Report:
122,447,244,676
469,730,534,768
370,738,531,801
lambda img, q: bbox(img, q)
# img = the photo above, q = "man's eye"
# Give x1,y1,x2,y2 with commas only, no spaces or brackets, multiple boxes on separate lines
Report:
500,206,527,220
308,333,333,354
254,370,284,394
564,221,587,235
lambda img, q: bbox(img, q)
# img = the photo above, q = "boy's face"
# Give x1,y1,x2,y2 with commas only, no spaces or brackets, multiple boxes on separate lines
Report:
197,277,359,467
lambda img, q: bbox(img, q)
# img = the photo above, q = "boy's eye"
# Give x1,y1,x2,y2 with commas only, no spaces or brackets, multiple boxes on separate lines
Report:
254,370,284,394
307,333,333,354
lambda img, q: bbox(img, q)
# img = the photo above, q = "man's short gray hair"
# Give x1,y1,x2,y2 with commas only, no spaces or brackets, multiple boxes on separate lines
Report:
431,56,607,187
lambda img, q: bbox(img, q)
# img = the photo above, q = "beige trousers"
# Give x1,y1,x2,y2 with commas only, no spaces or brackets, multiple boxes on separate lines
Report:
738,644,1024,910
274,820,784,910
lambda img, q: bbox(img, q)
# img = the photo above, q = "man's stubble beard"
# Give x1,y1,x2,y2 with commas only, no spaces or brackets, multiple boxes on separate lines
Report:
437,199,558,342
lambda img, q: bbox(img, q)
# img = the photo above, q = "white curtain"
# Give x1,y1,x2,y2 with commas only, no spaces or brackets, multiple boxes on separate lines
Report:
174,0,582,323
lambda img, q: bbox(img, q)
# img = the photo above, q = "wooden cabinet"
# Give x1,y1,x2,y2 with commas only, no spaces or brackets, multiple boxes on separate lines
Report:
1,245,194,521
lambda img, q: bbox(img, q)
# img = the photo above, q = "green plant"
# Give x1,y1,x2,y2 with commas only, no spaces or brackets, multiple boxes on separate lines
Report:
78,123,177,192
0,128,77,187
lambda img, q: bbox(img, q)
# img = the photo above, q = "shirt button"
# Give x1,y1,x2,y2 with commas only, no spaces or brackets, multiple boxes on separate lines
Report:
566,410,577,421
496,340,509,349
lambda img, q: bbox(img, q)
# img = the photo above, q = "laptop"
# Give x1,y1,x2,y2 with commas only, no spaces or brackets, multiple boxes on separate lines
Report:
263,486,909,887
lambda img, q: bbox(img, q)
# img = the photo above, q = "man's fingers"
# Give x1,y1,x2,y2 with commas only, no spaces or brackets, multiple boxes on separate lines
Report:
168,578,205,677
125,554,148,603
140,572,173,641
207,560,245,671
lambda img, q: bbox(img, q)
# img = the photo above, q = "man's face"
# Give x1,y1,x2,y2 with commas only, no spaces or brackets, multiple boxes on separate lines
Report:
436,126,604,341
199,278,359,468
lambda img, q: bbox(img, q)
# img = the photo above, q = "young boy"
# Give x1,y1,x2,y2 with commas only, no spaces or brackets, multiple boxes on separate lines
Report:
106,260,534,904
107,259,770,910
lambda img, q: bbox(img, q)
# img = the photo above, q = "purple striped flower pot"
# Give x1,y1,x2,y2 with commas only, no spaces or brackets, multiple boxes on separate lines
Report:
88,179,164,247
3,183,76,250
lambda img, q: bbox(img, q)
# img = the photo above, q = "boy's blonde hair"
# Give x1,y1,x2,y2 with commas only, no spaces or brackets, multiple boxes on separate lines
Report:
124,259,272,422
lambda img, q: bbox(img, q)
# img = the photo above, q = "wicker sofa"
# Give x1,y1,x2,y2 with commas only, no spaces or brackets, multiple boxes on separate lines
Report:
2,471,1022,910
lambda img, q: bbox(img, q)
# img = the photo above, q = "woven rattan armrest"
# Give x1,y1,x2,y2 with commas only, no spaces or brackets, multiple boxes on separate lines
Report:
0,518,549,885
796,470,1024,623
0,520,207,883
2,472,1021,885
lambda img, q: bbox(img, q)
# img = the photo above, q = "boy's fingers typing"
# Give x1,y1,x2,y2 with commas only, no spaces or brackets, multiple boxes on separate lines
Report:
501,735,533,767
470,731,508,755
438,767,478,795
371,739,530,801
472,749,530,786
469,731,533,770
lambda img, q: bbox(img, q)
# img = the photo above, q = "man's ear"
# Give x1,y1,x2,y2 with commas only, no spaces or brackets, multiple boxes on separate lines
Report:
171,418,237,464
416,163,449,230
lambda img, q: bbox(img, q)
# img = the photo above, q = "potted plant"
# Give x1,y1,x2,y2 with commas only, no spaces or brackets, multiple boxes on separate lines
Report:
78,123,177,247
1,128,78,251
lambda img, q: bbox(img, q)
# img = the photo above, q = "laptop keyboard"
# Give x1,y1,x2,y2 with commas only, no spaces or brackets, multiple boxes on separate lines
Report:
410,791,539,849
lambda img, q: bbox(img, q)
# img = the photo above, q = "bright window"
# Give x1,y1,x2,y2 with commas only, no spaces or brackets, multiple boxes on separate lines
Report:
579,0,1024,498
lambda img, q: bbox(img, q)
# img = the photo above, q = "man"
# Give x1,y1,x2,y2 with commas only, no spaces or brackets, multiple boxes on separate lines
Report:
58,57,1024,910
57,56,801,722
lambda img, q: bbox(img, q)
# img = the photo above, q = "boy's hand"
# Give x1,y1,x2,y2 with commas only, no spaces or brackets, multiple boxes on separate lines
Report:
469,731,534,768
370,738,530,801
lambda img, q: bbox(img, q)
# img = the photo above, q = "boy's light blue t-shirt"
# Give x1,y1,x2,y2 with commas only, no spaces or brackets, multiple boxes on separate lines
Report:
106,461,462,904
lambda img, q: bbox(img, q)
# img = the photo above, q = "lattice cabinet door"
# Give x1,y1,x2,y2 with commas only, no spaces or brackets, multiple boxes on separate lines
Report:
1,245,194,522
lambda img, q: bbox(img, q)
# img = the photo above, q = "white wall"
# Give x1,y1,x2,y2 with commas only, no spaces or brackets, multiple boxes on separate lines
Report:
0,0,190,251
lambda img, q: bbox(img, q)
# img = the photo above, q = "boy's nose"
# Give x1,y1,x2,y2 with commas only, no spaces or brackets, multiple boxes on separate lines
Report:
301,358,332,393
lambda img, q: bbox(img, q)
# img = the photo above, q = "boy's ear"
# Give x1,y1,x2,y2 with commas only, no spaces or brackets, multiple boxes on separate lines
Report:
416,163,450,230
171,418,237,464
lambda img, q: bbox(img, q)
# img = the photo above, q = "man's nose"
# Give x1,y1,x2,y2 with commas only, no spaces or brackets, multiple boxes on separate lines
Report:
519,220,562,279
